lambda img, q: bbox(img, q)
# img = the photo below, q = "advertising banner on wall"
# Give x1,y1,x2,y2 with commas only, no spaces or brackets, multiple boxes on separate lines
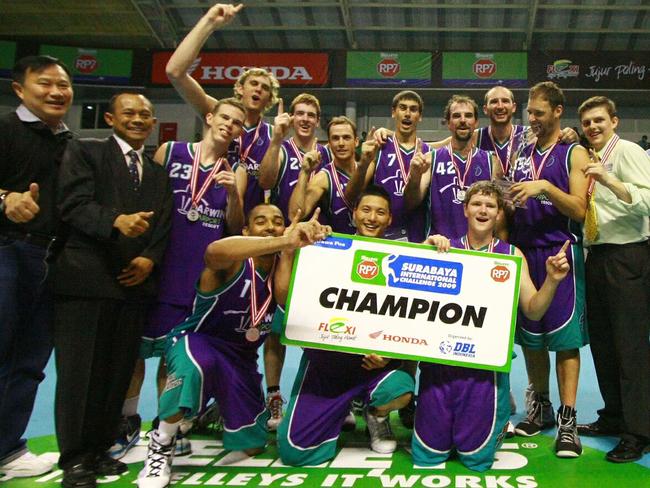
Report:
442,52,528,88
0,40,16,78
39,45,133,84
283,234,521,372
346,51,432,87
528,51,650,89
151,52,329,86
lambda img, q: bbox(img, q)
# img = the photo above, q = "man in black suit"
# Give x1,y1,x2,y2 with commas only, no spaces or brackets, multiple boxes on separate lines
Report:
53,92,172,488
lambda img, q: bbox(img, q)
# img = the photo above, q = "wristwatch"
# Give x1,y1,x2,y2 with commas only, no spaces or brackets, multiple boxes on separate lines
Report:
0,191,10,215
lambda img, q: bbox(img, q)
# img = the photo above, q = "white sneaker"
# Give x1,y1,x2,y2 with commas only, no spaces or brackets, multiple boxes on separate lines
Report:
364,409,396,454
138,431,175,488
266,391,285,431
0,451,53,478
505,421,516,438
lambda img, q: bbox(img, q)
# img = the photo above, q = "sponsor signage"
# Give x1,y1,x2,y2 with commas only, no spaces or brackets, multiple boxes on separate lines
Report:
39,45,132,84
283,234,521,372
0,40,16,78
346,51,431,87
151,52,329,86
442,52,527,87
529,51,650,89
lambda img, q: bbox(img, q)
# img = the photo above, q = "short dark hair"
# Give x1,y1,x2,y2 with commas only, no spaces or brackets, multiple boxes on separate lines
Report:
578,96,617,120
327,116,357,138
529,81,565,110
245,203,284,227
444,95,478,121
354,184,392,213
12,55,72,85
463,180,504,210
392,90,423,114
107,92,153,114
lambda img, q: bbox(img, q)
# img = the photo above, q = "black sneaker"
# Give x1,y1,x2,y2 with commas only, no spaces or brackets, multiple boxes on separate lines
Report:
555,405,582,458
515,392,554,437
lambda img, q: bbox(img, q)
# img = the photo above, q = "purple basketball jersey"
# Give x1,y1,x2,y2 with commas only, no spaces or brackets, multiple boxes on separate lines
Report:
158,142,229,306
272,139,330,225
228,121,273,215
428,146,492,239
509,142,582,248
374,138,429,242
319,163,356,234
174,259,276,350
450,235,513,256
476,124,526,176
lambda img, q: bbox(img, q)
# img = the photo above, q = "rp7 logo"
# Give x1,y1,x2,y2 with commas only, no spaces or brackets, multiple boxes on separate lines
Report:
491,265,510,282
357,259,379,280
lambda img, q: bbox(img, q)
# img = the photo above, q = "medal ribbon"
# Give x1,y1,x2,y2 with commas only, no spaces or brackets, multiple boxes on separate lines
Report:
189,143,226,209
488,126,515,175
238,119,263,164
528,143,557,181
248,256,276,329
329,161,353,211
392,136,421,185
587,134,619,197
463,235,496,253
447,143,475,190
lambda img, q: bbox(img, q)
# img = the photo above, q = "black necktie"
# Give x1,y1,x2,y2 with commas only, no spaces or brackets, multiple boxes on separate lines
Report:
127,150,141,191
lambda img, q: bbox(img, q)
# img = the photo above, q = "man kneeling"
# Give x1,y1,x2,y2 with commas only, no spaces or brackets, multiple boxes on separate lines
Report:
412,181,571,471
277,186,415,466
138,204,329,487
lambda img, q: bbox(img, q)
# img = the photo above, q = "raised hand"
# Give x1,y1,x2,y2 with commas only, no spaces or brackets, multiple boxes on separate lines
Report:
360,127,380,165
273,98,293,140
214,159,238,195
509,180,547,206
113,211,154,238
205,3,243,28
583,148,608,184
372,127,393,146
409,146,431,180
3,183,40,223
301,139,322,173
546,240,570,282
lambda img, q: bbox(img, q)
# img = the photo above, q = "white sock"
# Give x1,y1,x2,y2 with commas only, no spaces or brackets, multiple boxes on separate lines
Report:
122,396,139,417
158,420,180,443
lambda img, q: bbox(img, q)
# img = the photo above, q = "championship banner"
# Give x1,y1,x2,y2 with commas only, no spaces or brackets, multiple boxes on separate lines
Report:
346,51,431,87
528,51,650,89
0,40,16,78
442,52,527,87
151,52,329,86
39,45,133,84
282,234,521,372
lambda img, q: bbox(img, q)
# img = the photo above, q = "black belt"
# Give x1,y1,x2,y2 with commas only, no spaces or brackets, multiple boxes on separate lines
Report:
589,240,648,254
1,230,58,249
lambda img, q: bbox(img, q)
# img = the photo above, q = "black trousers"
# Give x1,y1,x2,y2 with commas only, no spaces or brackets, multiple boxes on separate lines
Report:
53,296,147,468
586,242,650,439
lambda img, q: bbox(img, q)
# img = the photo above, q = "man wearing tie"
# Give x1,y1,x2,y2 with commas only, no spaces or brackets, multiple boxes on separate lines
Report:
53,92,172,488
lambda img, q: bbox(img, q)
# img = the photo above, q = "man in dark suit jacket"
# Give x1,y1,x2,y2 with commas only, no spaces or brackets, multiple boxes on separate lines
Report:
53,92,172,488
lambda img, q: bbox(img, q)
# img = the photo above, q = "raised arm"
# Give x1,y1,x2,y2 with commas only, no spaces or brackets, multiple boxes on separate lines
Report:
259,99,292,190
345,127,378,205
403,147,431,211
165,3,243,117
215,159,245,235
288,150,323,220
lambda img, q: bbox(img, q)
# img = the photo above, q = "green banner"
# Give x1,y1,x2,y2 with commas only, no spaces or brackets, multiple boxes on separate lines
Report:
0,40,16,77
39,44,132,84
347,51,431,87
443,52,527,87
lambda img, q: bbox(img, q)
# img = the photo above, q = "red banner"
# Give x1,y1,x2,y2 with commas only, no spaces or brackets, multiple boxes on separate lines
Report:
151,52,329,86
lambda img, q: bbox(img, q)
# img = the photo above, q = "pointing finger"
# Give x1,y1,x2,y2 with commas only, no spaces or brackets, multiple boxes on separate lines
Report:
559,240,570,254
277,98,284,115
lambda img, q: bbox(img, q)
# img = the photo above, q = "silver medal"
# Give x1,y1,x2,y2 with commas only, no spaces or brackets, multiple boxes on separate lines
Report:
245,327,260,342
187,208,200,222
457,189,466,202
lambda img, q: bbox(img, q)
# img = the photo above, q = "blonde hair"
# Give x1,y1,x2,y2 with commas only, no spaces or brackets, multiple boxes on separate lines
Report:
234,68,280,114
